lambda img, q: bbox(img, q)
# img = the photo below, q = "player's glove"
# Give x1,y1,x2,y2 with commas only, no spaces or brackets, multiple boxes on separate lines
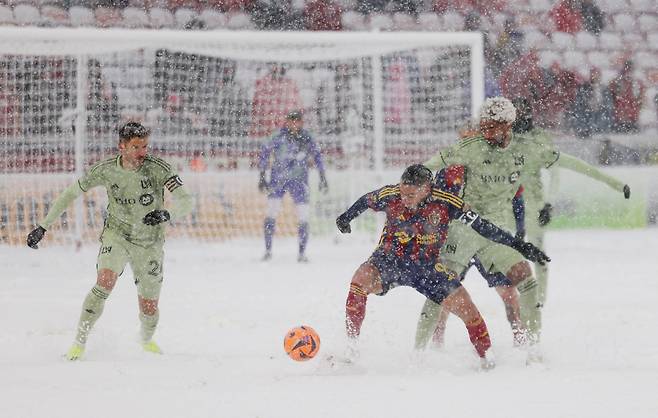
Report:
319,174,329,193
336,214,351,234
623,184,631,199
511,239,551,266
515,230,525,241
538,203,552,227
143,210,171,225
26,226,46,249
258,172,268,193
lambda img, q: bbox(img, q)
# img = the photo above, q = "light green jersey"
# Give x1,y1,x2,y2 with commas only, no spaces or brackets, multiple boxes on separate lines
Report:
425,133,559,224
517,128,625,208
40,154,193,247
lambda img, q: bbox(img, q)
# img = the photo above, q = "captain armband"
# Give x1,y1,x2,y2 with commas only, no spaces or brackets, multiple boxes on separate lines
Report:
164,175,183,192
458,210,479,226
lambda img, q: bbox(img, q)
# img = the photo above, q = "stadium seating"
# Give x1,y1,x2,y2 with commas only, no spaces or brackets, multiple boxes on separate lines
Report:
41,5,69,27
199,9,226,29
0,5,14,25
123,6,150,29
13,4,41,26
149,7,175,29
69,6,95,27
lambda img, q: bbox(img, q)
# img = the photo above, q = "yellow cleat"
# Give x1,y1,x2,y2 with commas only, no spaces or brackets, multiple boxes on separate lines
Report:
142,340,162,354
66,343,85,361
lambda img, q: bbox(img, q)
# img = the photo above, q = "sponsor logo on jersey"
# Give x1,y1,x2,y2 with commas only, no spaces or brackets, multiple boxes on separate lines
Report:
139,193,154,206
115,197,137,205
141,179,153,189
480,174,508,183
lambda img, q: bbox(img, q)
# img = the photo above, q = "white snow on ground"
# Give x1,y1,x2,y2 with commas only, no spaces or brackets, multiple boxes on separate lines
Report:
1,229,657,418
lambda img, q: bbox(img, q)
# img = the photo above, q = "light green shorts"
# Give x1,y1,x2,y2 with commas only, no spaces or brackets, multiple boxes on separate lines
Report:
442,220,525,276
96,228,164,300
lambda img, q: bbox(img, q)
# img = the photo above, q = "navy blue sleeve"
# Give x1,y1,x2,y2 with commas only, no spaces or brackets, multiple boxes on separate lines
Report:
339,185,398,222
458,210,519,247
512,192,525,236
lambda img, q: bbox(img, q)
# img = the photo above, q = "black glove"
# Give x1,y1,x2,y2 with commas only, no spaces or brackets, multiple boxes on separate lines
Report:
515,230,525,241
623,184,630,199
143,210,171,226
336,213,351,234
538,203,552,227
26,226,46,249
258,172,268,193
511,239,551,266
319,174,329,193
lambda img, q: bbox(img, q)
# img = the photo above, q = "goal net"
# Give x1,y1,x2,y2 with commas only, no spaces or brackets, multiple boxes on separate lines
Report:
0,28,483,246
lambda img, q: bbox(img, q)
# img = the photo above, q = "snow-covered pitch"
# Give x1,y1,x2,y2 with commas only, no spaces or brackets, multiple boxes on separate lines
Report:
1,229,657,418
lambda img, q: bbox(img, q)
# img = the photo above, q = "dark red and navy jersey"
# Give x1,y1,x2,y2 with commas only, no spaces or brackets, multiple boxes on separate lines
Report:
351,184,466,264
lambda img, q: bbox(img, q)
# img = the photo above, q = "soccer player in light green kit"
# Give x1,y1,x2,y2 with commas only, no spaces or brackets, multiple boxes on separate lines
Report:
26,122,193,360
414,97,630,361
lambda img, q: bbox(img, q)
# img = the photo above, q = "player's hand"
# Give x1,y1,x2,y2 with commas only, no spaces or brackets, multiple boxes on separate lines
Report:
512,239,551,265
258,172,268,193
336,214,351,234
143,210,171,226
538,203,552,227
26,226,46,249
515,230,525,241
623,184,631,199
319,174,329,193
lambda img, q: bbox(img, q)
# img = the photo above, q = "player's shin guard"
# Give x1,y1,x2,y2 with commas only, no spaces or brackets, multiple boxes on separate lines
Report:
298,222,309,256
414,299,442,350
518,277,541,343
139,310,159,343
465,317,491,358
264,217,275,253
74,284,110,345
345,283,368,339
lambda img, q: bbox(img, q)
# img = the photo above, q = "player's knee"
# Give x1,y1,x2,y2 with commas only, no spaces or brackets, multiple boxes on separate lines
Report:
96,269,118,291
139,297,159,315
506,261,533,286
351,263,380,294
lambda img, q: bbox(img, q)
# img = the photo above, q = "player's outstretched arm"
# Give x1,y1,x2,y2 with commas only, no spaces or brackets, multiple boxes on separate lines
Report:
336,195,370,234
557,153,630,198
458,209,551,265
26,181,85,249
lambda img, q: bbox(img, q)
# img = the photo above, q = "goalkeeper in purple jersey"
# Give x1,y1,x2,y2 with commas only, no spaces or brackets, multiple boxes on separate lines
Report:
26,122,193,360
257,111,328,262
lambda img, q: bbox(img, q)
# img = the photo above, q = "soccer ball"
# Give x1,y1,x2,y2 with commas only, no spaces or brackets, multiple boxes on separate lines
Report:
283,325,320,361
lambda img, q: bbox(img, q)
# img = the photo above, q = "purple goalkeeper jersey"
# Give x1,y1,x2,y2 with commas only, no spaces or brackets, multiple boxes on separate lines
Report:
258,127,325,186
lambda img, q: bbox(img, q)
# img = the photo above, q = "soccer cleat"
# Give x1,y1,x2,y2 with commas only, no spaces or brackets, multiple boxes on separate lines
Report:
297,253,309,263
142,340,162,354
525,344,543,365
66,343,85,361
479,353,496,371
262,251,272,261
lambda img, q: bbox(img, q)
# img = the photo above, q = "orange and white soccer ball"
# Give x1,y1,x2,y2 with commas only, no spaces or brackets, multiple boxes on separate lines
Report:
283,325,320,361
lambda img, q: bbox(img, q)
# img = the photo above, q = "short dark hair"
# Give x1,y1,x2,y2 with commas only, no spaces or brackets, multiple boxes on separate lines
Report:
286,111,303,121
119,122,150,142
401,164,432,186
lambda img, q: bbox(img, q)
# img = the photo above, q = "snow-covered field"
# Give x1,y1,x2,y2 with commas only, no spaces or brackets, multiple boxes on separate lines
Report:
1,229,657,418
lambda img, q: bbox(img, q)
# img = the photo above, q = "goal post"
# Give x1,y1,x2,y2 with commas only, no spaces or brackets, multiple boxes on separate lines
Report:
0,27,484,246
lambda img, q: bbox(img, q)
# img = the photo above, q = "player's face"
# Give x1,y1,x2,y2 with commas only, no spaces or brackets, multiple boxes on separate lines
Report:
480,120,512,148
119,136,149,168
400,183,431,209
286,118,303,134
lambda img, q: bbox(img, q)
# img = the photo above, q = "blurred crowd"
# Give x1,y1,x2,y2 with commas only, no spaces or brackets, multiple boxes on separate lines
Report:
0,0,655,141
